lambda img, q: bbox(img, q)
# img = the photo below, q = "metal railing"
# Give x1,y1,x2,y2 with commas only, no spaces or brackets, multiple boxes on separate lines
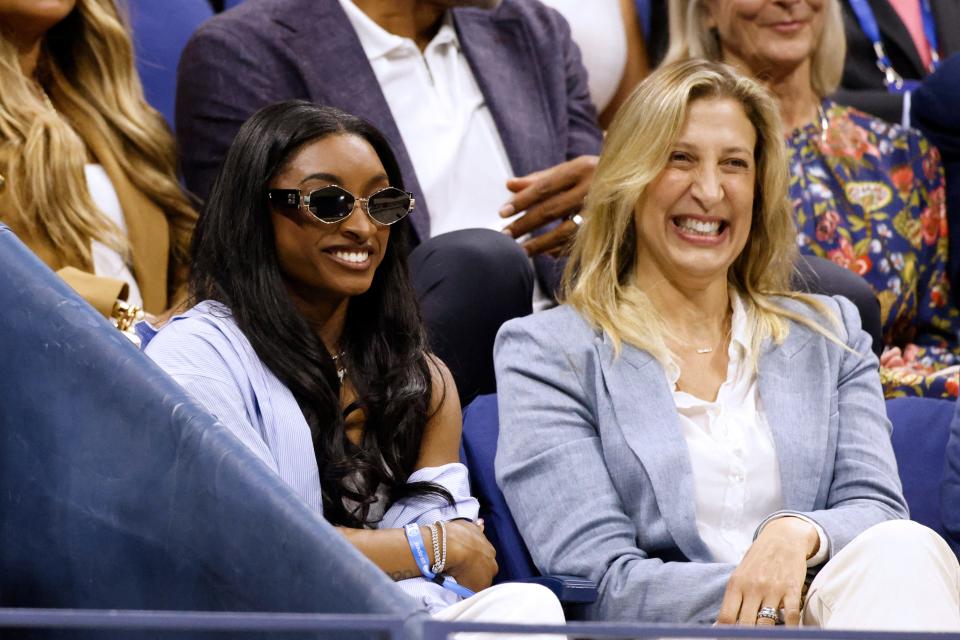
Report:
3,608,959,640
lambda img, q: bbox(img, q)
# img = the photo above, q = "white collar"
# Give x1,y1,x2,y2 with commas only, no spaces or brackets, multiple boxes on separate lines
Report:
339,0,459,61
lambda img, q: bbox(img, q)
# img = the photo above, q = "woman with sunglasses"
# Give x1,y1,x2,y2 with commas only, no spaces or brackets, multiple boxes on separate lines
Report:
143,100,563,628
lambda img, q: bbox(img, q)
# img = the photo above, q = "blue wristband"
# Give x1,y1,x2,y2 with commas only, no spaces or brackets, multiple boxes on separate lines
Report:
403,523,476,599
404,524,436,579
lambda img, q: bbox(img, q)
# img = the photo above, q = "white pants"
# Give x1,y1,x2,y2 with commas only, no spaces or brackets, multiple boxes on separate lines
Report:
803,520,960,630
434,582,566,639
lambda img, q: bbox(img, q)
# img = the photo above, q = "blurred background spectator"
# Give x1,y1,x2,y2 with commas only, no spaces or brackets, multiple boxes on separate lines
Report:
835,0,960,125
539,0,650,127
0,0,196,319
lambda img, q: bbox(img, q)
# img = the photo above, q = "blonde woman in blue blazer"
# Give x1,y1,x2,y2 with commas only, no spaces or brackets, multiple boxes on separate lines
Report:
494,60,960,629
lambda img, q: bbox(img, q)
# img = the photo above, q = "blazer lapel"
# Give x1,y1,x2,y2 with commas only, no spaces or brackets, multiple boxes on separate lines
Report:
757,330,830,512
452,8,560,177
275,0,431,241
598,338,713,562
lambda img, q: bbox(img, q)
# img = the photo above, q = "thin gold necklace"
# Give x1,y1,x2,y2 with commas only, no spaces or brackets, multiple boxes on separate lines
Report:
678,314,732,355
693,326,732,355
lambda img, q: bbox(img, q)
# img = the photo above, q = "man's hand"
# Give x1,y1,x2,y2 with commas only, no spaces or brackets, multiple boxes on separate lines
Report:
499,155,598,256
717,517,818,626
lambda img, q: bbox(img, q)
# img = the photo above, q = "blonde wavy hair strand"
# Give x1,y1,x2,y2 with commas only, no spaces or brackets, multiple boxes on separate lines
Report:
0,0,195,268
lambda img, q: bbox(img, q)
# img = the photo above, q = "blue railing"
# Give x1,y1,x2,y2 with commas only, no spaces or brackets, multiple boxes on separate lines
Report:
423,621,960,639
0,608,407,638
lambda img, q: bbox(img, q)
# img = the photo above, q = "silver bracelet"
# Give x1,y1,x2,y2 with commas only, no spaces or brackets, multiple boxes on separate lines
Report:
428,523,441,574
438,520,448,574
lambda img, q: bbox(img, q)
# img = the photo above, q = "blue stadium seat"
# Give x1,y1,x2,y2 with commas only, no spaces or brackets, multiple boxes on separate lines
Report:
461,394,597,605
128,0,214,129
947,399,960,550
0,224,425,636
887,396,959,557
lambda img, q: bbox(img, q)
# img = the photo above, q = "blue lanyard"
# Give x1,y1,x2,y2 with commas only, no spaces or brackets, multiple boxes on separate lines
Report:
919,0,941,67
848,0,940,92
403,524,475,599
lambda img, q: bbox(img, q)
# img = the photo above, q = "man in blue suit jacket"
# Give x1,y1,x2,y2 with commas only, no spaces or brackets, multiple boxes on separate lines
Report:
175,0,603,402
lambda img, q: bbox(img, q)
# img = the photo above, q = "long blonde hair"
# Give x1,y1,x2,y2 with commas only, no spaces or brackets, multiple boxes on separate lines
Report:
664,0,846,97
562,60,838,366
0,0,195,267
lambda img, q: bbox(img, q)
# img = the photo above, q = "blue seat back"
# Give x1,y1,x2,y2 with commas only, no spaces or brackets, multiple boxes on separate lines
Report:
886,397,958,556
461,394,539,583
0,225,423,633
938,396,960,552
128,0,214,129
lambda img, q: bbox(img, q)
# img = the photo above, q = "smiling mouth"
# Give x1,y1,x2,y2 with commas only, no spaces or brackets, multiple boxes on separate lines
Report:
768,20,806,31
672,216,728,237
329,249,370,264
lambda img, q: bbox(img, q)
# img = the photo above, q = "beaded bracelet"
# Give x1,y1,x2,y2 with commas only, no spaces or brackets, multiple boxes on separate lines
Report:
429,522,443,574
438,520,448,574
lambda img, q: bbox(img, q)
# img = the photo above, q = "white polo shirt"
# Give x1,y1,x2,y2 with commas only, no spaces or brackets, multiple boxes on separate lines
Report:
338,0,514,237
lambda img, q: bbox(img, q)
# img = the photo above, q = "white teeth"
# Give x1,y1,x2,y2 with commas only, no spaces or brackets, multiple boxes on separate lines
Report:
675,217,722,236
332,250,370,264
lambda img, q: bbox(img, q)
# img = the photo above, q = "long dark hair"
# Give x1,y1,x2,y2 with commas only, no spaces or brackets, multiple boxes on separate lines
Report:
190,100,451,527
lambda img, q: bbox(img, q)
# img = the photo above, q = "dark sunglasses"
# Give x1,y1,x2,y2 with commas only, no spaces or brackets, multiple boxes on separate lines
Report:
269,185,414,226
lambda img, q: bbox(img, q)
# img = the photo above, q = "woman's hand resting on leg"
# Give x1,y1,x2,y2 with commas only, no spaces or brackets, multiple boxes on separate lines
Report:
717,517,819,626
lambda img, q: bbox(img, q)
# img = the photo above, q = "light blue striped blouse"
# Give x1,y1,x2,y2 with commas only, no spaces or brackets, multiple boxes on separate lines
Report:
142,301,479,613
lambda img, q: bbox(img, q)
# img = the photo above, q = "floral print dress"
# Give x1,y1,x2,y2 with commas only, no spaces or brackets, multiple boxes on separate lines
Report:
788,101,959,398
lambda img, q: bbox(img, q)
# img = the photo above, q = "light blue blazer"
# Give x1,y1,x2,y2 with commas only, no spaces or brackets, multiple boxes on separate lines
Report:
494,294,908,624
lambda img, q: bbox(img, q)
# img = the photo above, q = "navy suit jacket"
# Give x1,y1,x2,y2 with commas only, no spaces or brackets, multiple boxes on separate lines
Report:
835,0,960,123
176,0,603,246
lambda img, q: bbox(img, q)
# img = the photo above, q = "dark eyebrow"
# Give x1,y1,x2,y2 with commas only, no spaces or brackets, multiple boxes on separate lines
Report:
365,173,390,190
298,172,340,186
298,172,391,190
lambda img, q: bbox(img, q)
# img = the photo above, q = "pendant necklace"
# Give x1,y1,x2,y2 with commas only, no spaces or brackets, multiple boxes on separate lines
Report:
691,324,732,355
331,351,347,382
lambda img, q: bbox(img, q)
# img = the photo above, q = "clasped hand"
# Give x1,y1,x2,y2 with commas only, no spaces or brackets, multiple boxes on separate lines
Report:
436,519,498,593
717,517,819,626
499,155,598,256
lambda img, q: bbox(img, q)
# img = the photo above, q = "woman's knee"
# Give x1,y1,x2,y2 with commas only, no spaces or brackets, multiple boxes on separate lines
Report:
480,583,565,624
849,520,958,570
